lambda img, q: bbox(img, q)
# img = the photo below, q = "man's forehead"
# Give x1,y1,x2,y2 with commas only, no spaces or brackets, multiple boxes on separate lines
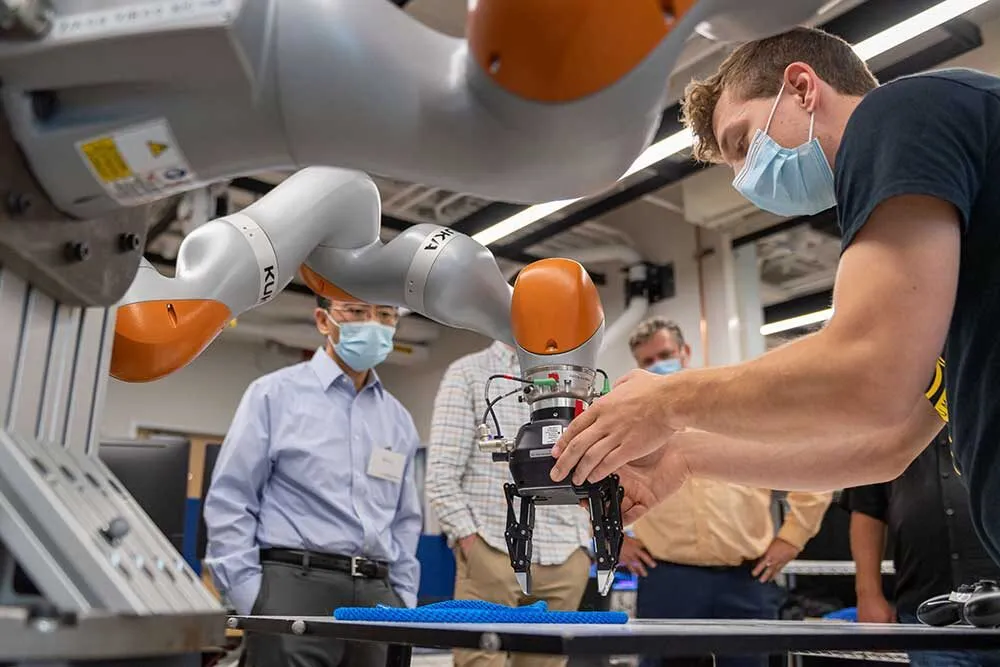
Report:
712,88,749,146
643,329,678,351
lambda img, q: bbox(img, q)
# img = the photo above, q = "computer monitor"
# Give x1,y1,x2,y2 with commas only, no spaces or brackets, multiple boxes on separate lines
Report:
198,442,222,561
99,437,191,553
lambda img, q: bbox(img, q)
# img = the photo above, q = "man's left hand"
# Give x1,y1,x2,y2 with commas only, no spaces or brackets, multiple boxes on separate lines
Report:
751,538,801,583
552,370,676,485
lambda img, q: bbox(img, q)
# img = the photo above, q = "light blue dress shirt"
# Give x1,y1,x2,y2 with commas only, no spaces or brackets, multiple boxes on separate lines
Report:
204,348,422,614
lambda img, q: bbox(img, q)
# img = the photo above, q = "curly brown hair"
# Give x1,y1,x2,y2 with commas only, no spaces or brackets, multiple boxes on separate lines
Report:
680,27,878,164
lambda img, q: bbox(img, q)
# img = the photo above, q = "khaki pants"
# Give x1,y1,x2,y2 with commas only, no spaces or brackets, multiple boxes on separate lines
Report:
453,538,591,667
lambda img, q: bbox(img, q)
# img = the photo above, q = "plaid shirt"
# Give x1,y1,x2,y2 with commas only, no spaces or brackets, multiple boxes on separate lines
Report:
426,342,591,565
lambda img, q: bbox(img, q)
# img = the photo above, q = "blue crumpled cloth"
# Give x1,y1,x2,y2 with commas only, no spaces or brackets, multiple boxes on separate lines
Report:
333,599,628,624
823,607,858,622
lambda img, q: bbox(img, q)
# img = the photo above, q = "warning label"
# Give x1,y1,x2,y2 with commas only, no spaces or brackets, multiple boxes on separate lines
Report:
76,119,196,206
541,425,564,446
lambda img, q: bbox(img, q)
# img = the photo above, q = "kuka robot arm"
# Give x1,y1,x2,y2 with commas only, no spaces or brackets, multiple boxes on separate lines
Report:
111,167,605,383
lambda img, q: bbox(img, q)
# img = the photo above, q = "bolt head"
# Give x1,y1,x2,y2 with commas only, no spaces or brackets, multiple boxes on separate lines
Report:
119,232,141,252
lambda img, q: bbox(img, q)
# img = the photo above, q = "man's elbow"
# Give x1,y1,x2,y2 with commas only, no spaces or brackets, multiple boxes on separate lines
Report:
852,373,922,433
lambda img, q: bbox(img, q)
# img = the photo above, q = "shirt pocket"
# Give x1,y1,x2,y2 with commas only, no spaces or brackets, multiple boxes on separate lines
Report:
271,406,352,493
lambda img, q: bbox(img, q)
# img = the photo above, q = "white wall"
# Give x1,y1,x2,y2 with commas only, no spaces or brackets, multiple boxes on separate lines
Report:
603,202,709,370
101,338,303,439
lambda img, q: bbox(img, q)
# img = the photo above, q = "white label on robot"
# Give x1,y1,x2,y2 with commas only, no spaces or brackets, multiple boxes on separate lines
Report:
51,0,234,40
226,213,280,305
76,119,197,206
404,226,461,313
529,447,554,459
541,425,564,445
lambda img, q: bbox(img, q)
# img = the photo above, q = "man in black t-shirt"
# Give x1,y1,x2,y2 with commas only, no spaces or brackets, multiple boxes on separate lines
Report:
842,430,1000,665
549,26,1000,572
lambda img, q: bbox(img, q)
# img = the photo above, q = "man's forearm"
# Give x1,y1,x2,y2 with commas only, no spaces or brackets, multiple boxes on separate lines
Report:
850,512,888,598
666,329,923,446
676,399,941,492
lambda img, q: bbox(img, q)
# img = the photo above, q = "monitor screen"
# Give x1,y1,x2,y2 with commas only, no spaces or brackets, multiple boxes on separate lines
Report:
198,442,222,560
99,438,190,553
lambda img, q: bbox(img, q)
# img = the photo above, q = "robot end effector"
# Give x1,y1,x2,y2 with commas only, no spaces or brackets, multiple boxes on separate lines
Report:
477,260,624,597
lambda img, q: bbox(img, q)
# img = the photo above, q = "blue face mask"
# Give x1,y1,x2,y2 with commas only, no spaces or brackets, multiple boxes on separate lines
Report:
327,316,395,372
647,358,683,376
732,82,836,217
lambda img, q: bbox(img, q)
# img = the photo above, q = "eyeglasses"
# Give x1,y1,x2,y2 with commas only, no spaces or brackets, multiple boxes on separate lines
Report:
329,303,399,326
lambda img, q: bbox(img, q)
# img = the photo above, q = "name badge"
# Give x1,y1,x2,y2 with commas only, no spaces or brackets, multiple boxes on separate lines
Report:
367,448,405,484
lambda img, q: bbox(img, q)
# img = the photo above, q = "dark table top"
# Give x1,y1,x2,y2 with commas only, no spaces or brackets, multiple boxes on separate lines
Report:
232,616,1000,657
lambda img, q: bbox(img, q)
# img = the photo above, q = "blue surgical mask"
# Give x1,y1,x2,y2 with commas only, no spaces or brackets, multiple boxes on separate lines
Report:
647,358,683,376
327,315,395,372
732,82,836,217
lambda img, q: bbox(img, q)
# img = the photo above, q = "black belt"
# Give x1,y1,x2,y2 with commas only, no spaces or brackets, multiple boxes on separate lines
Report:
261,548,389,579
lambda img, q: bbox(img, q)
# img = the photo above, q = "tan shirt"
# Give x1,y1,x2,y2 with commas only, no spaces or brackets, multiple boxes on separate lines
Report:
632,478,832,567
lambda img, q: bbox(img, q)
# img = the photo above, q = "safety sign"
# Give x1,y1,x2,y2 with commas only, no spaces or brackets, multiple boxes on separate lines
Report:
76,118,197,206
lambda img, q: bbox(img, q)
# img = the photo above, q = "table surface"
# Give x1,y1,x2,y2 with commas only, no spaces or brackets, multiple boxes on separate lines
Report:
233,616,1000,657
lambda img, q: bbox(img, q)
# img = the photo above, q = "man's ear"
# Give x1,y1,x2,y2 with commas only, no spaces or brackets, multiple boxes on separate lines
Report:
783,62,820,113
315,308,333,337
681,343,692,367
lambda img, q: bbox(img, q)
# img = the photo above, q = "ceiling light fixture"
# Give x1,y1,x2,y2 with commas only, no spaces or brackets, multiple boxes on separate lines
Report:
760,308,833,336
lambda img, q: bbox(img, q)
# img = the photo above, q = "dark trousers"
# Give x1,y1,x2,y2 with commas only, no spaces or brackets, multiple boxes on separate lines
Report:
244,560,403,667
899,613,1000,667
636,561,782,667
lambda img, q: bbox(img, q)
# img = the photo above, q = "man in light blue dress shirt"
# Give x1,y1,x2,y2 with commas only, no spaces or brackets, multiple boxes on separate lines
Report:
204,296,422,667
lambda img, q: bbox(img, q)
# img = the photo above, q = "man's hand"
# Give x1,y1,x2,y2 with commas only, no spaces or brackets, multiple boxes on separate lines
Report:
857,592,896,624
458,534,479,558
751,537,800,583
551,370,676,485
616,447,690,524
619,535,657,577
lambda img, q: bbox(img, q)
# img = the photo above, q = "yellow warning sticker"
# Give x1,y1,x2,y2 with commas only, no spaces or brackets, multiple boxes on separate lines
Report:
75,119,196,206
79,137,131,183
147,140,168,158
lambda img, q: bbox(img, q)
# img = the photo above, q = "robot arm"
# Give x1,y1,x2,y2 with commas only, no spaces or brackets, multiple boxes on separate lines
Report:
112,165,624,593
0,0,833,220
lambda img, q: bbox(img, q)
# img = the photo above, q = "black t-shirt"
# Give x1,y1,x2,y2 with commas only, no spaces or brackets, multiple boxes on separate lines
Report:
835,68,1000,566
839,432,1000,616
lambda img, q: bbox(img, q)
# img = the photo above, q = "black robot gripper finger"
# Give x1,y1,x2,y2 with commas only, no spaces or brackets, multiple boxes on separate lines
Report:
503,483,535,594
588,474,624,595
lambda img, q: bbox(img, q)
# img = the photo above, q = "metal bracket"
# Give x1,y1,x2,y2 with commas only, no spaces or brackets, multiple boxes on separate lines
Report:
0,0,53,39
0,102,175,307
625,262,675,307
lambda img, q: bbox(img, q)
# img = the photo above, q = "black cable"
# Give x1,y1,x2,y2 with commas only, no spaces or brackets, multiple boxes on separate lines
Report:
596,368,609,394
484,387,522,438
483,374,530,438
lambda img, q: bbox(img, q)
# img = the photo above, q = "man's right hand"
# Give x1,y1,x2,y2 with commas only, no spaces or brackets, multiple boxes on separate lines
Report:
857,592,896,624
619,535,657,577
458,533,479,558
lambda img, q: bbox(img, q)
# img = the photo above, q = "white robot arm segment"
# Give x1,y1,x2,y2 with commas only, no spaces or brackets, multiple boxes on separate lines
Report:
112,167,516,382
0,0,833,221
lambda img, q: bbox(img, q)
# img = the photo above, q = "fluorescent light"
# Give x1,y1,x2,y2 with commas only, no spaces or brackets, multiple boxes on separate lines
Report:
472,198,580,246
760,308,833,336
853,0,991,60
471,0,985,248
471,129,696,246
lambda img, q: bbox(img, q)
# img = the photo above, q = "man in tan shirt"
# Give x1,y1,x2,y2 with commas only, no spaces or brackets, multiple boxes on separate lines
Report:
620,317,832,667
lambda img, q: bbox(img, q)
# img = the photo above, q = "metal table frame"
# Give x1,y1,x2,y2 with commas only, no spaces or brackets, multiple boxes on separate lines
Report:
231,615,1000,666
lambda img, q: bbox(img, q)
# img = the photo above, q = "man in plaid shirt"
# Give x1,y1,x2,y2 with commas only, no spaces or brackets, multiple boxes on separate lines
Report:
426,341,592,667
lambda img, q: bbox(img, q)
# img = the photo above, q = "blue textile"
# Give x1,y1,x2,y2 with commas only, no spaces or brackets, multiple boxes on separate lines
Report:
822,607,857,622
334,599,628,624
